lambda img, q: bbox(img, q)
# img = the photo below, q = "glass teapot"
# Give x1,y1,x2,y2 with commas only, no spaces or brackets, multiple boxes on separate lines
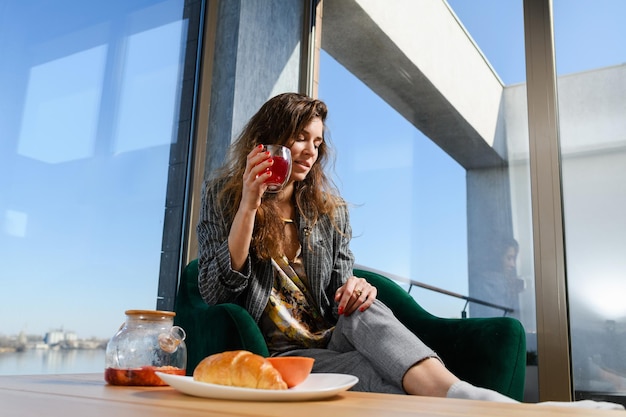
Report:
105,310,187,386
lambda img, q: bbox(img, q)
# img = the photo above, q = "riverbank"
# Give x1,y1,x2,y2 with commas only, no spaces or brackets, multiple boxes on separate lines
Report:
0,347,106,376
0,336,107,352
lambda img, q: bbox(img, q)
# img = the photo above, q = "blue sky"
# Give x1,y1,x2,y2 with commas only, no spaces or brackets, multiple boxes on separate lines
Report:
450,0,626,80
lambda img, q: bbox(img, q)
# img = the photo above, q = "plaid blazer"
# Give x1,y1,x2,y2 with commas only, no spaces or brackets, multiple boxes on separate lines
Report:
197,181,355,323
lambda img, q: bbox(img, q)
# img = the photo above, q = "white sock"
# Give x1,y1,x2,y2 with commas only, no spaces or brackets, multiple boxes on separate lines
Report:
447,380,625,410
538,400,624,411
446,381,518,403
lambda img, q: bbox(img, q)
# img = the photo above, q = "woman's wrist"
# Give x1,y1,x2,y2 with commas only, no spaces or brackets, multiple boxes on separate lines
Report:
228,207,256,271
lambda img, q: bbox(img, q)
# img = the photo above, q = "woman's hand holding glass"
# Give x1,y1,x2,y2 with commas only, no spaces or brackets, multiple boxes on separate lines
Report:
335,276,377,316
242,144,292,207
241,145,275,209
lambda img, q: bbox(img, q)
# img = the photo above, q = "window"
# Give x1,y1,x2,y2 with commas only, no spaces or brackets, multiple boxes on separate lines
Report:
319,51,470,319
553,0,626,403
0,0,202,374
320,0,537,401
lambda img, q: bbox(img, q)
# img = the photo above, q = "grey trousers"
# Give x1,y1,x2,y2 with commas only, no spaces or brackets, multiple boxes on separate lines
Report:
280,300,439,394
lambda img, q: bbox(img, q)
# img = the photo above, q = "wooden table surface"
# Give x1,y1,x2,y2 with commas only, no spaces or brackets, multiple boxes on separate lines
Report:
0,373,622,417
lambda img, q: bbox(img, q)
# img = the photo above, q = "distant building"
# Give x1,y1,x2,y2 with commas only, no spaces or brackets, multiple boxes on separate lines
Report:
44,329,78,348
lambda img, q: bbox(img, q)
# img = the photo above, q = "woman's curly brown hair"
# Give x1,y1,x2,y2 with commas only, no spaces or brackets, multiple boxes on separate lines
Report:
210,92,344,260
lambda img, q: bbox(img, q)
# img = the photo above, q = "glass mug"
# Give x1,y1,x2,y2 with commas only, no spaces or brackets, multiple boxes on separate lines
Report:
104,310,187,386
263,144,292,193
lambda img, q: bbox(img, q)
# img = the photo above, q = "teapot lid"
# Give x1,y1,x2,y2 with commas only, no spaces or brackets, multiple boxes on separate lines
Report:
124,309,176,318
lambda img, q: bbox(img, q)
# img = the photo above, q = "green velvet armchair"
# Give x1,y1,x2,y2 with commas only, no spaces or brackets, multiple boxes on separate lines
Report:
174,259,527,401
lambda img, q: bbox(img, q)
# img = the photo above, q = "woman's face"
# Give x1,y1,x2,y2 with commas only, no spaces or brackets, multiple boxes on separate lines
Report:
502,246,518,276
287,117,324,183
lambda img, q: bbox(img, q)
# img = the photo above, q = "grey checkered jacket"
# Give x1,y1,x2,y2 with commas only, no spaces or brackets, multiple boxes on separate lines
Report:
197,181,355,324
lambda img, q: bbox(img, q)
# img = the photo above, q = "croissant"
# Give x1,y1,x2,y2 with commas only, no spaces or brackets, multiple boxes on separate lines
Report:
193,350,288,390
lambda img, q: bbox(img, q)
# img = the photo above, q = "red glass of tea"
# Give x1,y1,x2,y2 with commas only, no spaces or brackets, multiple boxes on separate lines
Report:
264,144,292,192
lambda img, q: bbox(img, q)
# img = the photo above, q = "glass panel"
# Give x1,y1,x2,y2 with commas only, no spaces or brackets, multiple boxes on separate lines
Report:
554,0,626,404
0,0,195,375
319,51,470,319
321,0,536,400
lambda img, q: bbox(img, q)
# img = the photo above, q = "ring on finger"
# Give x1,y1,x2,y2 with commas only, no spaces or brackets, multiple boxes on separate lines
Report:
355,288,363,297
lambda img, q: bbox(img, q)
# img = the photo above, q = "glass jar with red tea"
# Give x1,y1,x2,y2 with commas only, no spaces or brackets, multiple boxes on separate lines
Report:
105,310,187,386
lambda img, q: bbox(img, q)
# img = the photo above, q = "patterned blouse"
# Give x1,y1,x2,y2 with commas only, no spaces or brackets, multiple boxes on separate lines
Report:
259,248,334,355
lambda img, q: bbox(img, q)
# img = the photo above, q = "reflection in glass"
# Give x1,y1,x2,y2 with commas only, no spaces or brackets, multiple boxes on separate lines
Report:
554,0,626,401
447,2,537,402
0,0,192,358
114,20,185,154
18,45,107,163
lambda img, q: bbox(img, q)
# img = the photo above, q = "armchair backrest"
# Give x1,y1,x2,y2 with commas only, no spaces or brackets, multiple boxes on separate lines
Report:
354,268,436,321
175,259,203,310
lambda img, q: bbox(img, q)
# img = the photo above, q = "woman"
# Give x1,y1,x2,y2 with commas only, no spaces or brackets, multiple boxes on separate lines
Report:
196,93,620,408
471,237,525,319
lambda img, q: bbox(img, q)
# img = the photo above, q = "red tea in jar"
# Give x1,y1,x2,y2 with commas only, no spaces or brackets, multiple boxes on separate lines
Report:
105,365,185,386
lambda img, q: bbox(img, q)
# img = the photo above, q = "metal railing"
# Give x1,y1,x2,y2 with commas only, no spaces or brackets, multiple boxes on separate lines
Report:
354,263,514,317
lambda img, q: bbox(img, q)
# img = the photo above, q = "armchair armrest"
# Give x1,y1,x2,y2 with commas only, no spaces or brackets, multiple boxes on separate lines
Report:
174,260,269,374
175,302,269,375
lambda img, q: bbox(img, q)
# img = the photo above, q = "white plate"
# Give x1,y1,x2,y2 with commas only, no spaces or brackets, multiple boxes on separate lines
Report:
155,372,358,401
